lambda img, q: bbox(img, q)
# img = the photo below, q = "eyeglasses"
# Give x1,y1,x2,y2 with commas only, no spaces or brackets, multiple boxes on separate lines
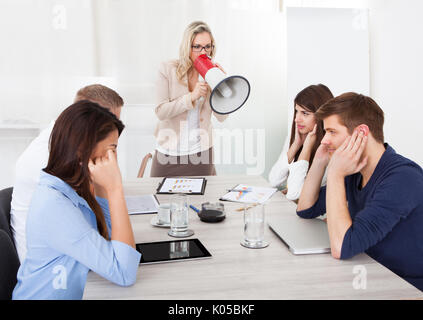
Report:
191,44,214,52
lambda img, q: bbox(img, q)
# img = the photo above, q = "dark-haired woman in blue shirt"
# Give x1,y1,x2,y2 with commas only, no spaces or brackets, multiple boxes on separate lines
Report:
13,101,141,299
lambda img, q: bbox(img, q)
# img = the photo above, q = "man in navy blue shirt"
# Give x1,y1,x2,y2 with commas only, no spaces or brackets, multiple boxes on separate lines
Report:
297,92,423,291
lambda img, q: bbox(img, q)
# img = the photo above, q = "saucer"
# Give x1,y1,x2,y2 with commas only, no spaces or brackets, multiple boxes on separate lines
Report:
150,216,170,228
168,229,194,238
240,239,269,249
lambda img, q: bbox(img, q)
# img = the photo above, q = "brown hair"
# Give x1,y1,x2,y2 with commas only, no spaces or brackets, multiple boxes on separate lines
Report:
315,92,385,143
289,84,334,165
75,84,124,110
44,100,125,239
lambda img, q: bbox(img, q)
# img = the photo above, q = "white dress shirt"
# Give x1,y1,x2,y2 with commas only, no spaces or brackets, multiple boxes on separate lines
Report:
10,121,55,262
268,133,327,201
156,99,202,156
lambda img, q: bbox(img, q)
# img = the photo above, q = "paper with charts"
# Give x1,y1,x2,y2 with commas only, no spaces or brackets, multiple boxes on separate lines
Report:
159,178,205,194
220,184,277,204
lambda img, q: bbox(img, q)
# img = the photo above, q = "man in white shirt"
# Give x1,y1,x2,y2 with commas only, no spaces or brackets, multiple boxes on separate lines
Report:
10,84,124,263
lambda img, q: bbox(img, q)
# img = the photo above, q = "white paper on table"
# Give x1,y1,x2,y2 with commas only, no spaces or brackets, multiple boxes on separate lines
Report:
125,195,159,215
219,184,277,204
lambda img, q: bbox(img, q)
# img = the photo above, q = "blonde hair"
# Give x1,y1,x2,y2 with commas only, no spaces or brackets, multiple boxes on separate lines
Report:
176,21,216,81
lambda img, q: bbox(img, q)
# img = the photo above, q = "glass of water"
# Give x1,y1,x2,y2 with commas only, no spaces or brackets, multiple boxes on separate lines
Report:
168,194,194,238
241,203,269,249
169,241,190,259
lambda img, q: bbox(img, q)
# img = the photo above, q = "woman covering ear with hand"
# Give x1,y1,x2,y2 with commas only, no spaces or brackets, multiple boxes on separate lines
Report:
13,101,140,300
269,84,334,201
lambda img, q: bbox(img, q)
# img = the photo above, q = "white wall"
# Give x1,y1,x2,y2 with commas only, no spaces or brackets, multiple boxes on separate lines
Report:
1,0,422,190
0,0,286,189
92,0,286,178
368,0,423,166
283,0,423,166
0,0,97,124
286,6,370,137
0,0,99,189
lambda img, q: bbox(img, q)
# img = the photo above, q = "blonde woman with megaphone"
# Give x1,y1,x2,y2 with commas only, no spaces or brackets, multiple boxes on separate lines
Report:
151,21,228,177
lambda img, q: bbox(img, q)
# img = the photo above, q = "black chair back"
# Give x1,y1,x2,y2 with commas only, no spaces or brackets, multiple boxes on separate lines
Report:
0,187,13,239
0,187,20,300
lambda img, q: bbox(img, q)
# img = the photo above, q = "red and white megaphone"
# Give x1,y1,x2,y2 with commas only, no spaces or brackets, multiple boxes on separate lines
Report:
193,54,250,115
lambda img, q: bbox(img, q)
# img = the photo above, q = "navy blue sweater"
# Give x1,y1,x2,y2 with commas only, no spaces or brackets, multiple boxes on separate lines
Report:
297,144,423,291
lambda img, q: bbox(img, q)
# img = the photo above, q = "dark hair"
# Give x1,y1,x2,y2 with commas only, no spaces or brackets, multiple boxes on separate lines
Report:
289,84,334,165
315,92,384,143
75,84,124,110
44,100,125,239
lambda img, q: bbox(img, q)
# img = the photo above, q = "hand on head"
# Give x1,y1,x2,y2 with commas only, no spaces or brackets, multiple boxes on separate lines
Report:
327,128,368,178
292,123,307,149
288,122,317,163
89,149,122,195
302,124,318,153
314,143,331,167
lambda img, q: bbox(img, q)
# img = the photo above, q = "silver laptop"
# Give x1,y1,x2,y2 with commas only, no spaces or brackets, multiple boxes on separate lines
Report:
268,215,331,255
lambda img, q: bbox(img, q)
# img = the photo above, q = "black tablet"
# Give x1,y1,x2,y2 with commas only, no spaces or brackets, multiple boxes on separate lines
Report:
136,238,212,265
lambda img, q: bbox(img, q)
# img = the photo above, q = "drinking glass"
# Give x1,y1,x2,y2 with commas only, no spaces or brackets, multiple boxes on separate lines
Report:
240,203,269,249
168,194,194,238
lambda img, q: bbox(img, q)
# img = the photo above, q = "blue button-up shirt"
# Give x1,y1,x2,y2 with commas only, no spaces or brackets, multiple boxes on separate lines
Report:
12,171,141,300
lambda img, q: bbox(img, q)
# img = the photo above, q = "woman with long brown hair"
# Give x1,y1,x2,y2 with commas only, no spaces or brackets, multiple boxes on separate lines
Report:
269,84,334,200
13,101,140,300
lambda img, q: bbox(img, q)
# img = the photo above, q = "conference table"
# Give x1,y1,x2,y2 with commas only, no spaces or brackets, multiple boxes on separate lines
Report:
83,175,423,300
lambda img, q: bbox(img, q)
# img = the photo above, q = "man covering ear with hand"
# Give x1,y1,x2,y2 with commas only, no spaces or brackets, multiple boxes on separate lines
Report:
297,93,423,292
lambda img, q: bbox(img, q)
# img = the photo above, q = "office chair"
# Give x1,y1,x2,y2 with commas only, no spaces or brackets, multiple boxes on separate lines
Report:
137,152,154,178
0,187,20,300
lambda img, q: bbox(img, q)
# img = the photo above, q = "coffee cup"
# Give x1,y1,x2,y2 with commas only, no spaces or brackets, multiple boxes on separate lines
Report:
157,203,171,224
